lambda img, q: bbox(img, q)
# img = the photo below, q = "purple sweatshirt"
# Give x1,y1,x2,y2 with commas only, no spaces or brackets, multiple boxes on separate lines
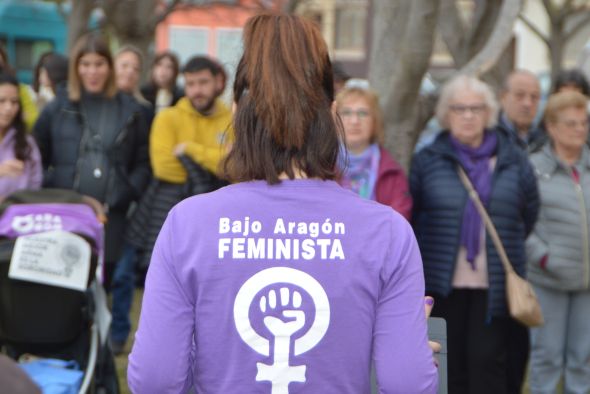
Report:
128,179,437,394
0,128,42,196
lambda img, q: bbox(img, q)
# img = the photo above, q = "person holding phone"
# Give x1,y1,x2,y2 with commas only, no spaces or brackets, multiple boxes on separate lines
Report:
128,13,437,393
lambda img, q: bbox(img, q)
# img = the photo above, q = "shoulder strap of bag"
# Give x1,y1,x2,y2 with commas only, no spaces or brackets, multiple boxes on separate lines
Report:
456,166,515,275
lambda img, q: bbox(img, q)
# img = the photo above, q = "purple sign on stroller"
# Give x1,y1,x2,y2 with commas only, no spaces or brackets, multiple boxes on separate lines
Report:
0,203,104,269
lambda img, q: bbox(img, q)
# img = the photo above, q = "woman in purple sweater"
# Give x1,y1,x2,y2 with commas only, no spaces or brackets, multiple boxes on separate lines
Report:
128,13,437,394
0,73,42,196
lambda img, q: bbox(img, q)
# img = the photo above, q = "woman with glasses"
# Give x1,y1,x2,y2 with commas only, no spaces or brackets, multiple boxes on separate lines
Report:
336,83,411,219
409,75,539,394
526,91,590,394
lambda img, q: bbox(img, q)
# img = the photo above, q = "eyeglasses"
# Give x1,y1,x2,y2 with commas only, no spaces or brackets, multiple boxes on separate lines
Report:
557,119,589,129
339,109,371,120
449,104,487,116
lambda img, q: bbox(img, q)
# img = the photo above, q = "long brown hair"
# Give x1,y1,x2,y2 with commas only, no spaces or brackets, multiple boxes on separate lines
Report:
68,34,117,102
223,13,340,184
150,51,179,90
115,45,149,105
0,73,31,161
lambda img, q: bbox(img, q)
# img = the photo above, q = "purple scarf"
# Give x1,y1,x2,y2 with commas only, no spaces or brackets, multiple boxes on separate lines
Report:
450,131,498,268
338,144,380,200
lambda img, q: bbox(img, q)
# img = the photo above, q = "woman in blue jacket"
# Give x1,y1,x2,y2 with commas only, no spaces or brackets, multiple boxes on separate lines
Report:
410,75,539,394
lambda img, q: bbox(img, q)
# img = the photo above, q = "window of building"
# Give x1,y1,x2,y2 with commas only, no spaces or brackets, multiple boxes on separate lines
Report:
334,0,367,59
216,28,243,101
14,39,53,72
169,26,209,67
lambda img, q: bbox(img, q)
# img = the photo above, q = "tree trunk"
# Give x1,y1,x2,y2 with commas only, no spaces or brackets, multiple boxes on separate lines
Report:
67,0,96,51
549,21,564,84
456,0,522,77
369,0,440,170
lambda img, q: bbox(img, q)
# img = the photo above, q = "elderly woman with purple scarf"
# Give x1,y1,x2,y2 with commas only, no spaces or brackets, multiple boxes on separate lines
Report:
336,81,412,219
409,75,539,394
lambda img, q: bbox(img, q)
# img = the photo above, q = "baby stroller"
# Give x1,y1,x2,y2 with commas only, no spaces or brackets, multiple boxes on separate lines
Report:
0,189,119,393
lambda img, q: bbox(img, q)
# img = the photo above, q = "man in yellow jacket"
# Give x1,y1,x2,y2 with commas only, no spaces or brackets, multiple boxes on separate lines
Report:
150,56,232,182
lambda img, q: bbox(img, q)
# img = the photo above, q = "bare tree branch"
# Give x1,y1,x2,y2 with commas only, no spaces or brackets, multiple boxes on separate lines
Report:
563,2,590,19
458,0,523,77
284,0,306,13
518,14,550,45
67,0,97,50
154,0,184,25
542,0,557,21
463,0,489,49
151,0,276,26
462,1,503,66
54,0,68,21
560,0,576,18
564,10,590,40
369,0,440,169
437,0,465,64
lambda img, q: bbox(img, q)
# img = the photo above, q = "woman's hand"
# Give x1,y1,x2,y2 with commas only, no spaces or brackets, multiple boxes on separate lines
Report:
173,143,186,157
0,159,24,177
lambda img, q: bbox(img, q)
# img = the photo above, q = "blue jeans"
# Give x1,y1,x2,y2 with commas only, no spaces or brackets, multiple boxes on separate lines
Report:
111,243,138,344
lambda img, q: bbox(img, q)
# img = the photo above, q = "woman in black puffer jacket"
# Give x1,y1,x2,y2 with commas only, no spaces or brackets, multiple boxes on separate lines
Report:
410,75,539,394
33,34,150,284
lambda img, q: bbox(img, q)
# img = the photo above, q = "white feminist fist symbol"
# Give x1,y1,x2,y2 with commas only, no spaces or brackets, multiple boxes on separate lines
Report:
234,267,330,394
257,288,306,391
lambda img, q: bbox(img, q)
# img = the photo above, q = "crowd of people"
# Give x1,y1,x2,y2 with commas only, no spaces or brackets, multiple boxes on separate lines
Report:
0,10,589,394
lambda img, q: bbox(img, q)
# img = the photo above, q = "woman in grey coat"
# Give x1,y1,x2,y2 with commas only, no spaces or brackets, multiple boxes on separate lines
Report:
527,90,590,394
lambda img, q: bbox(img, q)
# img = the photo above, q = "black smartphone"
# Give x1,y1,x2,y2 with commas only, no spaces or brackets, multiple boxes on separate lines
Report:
428,317,447,394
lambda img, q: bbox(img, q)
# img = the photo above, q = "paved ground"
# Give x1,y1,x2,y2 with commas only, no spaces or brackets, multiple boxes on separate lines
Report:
113,289,143,394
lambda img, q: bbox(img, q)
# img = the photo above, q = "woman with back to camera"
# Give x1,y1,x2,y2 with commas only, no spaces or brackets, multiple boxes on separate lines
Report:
526,91,590,394
410,75,539,394
128,13,437,394
140,51,183,113
0,73,42,196
33,33,150,284
336,81,412,219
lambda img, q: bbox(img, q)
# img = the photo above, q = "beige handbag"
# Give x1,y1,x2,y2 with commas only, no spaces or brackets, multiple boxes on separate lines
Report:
457,167,544,327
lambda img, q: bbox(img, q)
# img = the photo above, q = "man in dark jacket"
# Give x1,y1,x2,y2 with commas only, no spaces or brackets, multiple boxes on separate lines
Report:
496,69,542,394
497,70,544,152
